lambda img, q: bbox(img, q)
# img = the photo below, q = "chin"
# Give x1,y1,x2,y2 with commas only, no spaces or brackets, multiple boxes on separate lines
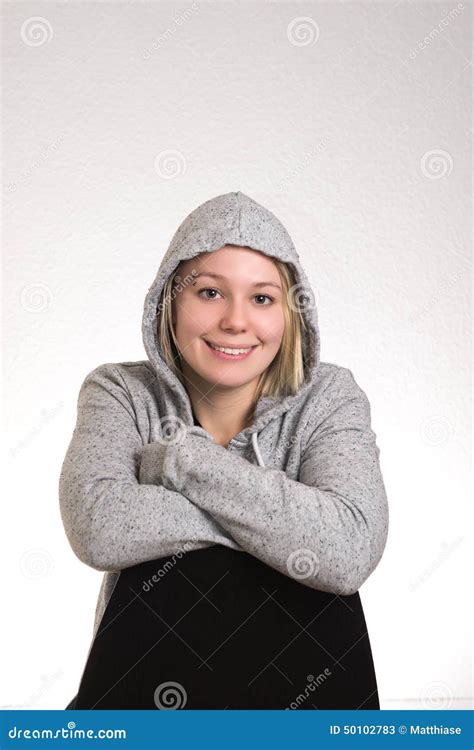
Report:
199,368,260,389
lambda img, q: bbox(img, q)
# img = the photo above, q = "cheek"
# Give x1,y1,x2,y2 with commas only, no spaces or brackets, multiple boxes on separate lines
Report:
175,298,216,338
258,310,285,344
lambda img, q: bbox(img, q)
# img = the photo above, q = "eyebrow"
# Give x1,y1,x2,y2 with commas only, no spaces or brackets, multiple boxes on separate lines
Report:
194,272,282,290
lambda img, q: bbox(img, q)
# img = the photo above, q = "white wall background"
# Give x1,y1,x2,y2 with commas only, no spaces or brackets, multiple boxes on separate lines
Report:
2,0,471,711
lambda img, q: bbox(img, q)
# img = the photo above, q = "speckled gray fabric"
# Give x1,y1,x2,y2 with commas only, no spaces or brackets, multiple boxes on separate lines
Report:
59,191,389,641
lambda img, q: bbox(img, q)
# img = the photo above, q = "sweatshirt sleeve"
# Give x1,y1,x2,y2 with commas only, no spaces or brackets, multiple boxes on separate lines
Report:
58,364,240,572
158,368,389,596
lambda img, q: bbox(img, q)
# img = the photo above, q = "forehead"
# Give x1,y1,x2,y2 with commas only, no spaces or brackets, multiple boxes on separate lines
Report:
179,245,279,279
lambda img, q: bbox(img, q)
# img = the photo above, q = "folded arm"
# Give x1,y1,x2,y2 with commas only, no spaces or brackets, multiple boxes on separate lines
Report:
58,364,240,572
153,368,389,596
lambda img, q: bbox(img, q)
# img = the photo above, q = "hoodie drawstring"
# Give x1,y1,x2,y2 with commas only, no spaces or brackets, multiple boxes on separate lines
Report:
192,422,265,468
251,431,266,468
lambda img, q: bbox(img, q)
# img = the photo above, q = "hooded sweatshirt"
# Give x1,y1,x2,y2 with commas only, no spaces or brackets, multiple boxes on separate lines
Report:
59,190,389,644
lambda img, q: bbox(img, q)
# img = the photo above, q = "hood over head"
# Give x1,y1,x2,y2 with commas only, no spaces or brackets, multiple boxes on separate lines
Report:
142,191,321,451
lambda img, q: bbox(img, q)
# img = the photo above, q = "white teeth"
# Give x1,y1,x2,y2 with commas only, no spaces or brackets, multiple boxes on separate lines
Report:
209,343,252,355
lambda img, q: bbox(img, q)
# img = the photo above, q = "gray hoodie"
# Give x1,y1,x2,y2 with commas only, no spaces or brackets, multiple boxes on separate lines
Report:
59,190,389,642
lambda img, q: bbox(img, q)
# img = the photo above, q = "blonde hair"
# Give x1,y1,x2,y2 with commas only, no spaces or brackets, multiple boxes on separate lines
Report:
156,251,306,426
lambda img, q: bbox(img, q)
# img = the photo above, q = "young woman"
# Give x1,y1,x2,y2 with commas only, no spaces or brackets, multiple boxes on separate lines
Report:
61,191,389,710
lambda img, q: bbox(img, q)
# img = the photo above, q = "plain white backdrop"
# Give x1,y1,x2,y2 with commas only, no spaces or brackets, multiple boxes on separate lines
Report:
2,0,472,710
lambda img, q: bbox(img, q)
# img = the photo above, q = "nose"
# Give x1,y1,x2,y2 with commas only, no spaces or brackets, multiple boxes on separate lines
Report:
219,298,249,332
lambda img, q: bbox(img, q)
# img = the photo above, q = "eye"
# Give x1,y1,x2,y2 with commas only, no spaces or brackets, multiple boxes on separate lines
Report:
197,287,222,300
254,294,273,305
197,288,274,305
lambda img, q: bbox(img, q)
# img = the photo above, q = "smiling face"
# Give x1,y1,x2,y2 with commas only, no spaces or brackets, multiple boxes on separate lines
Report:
172,245,286,393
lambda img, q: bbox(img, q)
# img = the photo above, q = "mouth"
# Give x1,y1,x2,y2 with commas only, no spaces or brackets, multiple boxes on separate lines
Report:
204,339,259,361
